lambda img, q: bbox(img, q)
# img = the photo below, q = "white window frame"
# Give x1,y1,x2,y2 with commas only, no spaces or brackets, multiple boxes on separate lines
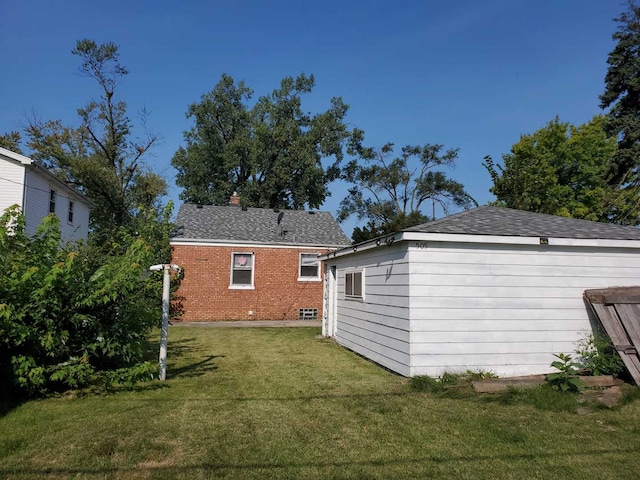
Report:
229,252,254,289
298,253,321,282
345,269,364,300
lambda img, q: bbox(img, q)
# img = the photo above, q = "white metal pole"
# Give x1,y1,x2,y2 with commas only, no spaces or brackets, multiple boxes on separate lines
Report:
159,265,171,381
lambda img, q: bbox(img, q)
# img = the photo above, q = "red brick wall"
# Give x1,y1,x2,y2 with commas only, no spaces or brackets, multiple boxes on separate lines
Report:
171,245,329,321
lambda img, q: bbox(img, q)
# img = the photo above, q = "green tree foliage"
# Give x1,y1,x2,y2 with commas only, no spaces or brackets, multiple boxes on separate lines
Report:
339,142,476,242
171,73,355,209
24,39,167,245
0,131,23,153
0,207,163,397
484,116,638,224
600,1,640,199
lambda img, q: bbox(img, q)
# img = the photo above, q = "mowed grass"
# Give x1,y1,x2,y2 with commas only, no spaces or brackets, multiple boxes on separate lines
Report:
1,327,640,479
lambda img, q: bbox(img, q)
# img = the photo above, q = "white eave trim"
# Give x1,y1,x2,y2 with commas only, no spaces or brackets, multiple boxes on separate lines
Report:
0,146,33,165
401,231,640,248
170,238,349,250
320,231,640,261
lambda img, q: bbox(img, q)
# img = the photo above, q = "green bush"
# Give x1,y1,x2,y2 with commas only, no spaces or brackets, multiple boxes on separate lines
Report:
576,333,625,377
547,353,586,393
0,207,163,397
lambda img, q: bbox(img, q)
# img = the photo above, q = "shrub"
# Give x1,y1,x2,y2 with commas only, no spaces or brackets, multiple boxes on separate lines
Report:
547,353,586,393
576,333,625,377
0,207,163,397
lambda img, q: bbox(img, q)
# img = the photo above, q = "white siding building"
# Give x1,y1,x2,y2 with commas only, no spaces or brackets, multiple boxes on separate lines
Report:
322,206,640,378
0,147,92,242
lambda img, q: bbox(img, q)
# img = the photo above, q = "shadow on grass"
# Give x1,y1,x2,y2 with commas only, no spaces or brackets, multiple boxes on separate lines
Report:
1,446,637,476
0,398,25,418
167,355,223,379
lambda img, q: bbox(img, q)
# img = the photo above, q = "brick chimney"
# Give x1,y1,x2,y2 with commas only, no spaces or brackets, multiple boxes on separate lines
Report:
229,192,240,206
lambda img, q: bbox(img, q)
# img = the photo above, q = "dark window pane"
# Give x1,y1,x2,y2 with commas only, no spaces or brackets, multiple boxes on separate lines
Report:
300,265,318,277
345,273,353,296
232,269,252,285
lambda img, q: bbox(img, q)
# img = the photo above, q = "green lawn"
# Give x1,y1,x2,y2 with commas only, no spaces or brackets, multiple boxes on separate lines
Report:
1,327,639,479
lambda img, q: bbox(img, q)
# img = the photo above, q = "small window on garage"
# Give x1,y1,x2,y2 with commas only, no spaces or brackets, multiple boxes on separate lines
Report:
345,270,363,299
230,252,254,288
299,253,320,280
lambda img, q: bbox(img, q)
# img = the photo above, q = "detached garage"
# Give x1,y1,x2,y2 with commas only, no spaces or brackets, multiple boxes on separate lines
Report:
321,206,640,378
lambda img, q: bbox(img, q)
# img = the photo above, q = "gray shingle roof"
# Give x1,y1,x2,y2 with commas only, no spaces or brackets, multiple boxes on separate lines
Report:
171,203,350,246
404,206,640,241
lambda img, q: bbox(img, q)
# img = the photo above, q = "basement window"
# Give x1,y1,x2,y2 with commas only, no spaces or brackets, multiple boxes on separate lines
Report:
230,252,254,289
299,253,320,281
298,308,318,320
345,270,363,299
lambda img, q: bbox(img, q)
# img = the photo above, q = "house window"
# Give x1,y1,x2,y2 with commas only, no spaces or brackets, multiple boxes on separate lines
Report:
230,252,254,288
68,200,74,224
345,270,363,299
299,253,320,280
49,190,56,213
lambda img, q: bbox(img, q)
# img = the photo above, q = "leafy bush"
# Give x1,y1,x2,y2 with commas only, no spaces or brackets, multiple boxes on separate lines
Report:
0,207,163,397
547,353,586,393
576,333,625,377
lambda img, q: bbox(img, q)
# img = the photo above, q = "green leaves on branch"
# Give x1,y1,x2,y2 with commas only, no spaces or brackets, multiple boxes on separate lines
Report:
339,141,476,242
0,207,162,397
484,116,639,225
172,73,356,209
23,39,167,245
600,1,640,196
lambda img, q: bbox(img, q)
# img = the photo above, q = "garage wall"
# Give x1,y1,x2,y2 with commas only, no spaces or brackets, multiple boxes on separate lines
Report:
330,242,411,376
408,241,640,377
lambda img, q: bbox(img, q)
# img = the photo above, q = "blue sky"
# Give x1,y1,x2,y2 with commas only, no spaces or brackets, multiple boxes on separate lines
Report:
0,0,624,237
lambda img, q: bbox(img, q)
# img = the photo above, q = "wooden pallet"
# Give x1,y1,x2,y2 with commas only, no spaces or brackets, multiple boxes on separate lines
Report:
584,287,640,385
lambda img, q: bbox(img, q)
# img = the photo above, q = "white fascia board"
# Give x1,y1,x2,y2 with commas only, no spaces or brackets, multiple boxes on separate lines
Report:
320,233,401,261
170,239,349,250
402,231,640,249
321,231,640,262
0,147,33,166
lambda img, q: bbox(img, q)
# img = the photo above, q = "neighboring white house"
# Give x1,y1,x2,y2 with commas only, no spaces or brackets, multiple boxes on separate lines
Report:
0,147,92,242
321,206,640,378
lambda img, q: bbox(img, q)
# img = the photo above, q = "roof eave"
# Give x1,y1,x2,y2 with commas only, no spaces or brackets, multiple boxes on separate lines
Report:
170,237,349,249
321,231,640,261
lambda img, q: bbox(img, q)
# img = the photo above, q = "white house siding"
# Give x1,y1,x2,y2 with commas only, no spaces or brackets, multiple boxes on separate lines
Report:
0,158,25,213
408,241,640,377
24,169,90,241
331,242,412,376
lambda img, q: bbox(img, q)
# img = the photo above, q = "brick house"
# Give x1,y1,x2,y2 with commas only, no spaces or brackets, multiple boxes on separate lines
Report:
170,196,350,321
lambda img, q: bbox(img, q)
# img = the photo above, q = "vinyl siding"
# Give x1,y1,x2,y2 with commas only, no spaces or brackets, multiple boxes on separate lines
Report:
24,169,90,241
331,243,411,376
0,158,25,213
408,242,640,377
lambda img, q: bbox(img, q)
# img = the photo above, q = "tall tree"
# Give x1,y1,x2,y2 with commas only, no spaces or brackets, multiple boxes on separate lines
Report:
484,116,638,224
171,73,354,209
24,39,167,243
600,1,640,223
339,142,476,242
0,131,23,154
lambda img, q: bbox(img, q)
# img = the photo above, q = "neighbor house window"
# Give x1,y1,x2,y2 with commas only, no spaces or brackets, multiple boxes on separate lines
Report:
68,200,74,224
345,270,363,299
49,189,56,214
230,252,254,288
299,253,320,280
